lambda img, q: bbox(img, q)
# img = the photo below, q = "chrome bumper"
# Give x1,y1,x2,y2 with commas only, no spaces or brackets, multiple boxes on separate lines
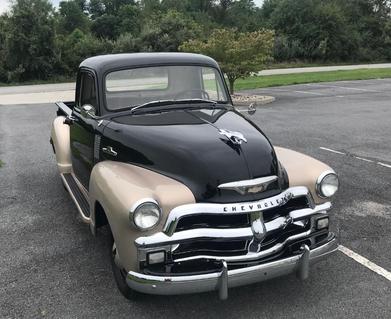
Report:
127,235,338,300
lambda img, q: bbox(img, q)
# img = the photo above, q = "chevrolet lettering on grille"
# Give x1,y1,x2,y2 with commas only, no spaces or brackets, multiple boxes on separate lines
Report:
222,192,293,213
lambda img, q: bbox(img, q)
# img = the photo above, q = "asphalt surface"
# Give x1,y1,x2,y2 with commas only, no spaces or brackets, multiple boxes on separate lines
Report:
0,79,390,318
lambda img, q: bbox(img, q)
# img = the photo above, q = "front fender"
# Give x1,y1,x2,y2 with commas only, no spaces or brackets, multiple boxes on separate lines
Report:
275,147,335,204
88,161,195,271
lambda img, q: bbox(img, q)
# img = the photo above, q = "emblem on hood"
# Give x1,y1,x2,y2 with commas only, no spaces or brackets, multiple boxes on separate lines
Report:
219,129,247,145
218,175,278,195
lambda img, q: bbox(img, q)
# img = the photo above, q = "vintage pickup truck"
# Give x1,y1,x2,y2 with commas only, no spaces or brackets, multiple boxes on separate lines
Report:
50,53,339,300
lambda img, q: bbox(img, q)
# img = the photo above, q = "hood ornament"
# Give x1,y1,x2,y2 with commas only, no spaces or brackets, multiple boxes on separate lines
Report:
218,175,278,195
219,129,247,145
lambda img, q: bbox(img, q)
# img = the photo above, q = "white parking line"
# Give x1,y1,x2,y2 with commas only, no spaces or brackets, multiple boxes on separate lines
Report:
338,245,391,281
306,83,380,92
319,147,391,169
378,162,391,168
355,156,374,163
293,90,325,96
263,88,325,96
319,147,346,155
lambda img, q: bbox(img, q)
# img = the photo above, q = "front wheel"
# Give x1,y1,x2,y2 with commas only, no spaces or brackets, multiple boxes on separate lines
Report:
109,235,139,300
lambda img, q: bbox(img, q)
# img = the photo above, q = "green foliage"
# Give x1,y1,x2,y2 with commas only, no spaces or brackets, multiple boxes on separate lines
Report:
113,33,140,53
58,29,113,73
140,10,202,52
58,0,90,34
91,14,120,39
181,28,274,93
0,16,8,82
1,0,391,84
266,0,391,62
118,4,141,36
6,0,56,81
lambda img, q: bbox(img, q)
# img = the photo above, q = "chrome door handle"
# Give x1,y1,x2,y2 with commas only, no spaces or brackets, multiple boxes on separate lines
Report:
102,146,118,156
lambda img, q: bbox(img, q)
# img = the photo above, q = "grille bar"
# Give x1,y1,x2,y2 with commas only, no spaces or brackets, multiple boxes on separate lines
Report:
164,186,315,236
135,201,331,248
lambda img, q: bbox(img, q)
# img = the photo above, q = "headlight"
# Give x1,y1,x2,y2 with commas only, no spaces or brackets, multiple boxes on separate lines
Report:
316,171,339,198
131,200,161,230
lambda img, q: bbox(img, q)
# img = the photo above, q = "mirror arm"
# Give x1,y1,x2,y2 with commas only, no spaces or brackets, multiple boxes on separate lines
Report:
235,103,257,115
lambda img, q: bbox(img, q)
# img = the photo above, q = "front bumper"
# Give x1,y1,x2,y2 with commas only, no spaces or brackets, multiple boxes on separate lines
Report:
127,234,338,299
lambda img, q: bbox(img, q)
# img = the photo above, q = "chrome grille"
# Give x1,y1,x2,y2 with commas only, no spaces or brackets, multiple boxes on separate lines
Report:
173,195,309,233
135,187,331,267
169,194,311,258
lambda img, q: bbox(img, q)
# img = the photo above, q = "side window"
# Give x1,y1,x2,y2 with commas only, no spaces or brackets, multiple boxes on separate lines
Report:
201,68,225,101
79,72,97,109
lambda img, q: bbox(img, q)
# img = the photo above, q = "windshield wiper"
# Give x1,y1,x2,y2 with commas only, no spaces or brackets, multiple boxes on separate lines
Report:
129,98,225,114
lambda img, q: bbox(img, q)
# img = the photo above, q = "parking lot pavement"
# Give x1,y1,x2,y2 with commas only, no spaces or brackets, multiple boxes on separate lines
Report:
0,79,390,318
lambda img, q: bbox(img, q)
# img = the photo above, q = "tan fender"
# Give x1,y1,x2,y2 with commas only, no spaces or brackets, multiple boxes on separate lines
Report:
89,161,195,272
51,116,72,174
275,147,334,204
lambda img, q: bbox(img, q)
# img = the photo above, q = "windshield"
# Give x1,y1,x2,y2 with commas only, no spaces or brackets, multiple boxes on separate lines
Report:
105,65,229,111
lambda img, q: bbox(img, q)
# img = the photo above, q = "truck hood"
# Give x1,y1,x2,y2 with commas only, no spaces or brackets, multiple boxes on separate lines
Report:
102,107,285,203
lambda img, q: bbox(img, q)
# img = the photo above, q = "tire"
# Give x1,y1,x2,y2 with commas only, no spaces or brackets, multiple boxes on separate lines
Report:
109,233,139,300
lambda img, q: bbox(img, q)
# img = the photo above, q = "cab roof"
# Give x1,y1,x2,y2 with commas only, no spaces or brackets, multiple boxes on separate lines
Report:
80,53,220,76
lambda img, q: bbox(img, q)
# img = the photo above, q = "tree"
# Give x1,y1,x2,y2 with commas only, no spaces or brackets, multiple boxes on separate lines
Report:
118,4,142,36
0,15,9,82
180,28,274,93
58,29,113,74
58,0,89,34
140,10,201,52
91,14,120,39
223,0,262,32
6,0,56,81
89,0,106,18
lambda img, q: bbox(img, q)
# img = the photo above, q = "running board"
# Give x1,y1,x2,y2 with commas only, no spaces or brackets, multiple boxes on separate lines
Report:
61,173,91,224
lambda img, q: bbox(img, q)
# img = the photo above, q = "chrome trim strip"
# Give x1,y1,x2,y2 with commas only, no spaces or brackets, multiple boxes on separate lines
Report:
164,186,314,236
126,236,338,298
218,175,278,195
136,202,330,248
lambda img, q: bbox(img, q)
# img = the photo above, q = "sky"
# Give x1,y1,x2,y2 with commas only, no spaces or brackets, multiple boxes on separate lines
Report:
0,0,264,14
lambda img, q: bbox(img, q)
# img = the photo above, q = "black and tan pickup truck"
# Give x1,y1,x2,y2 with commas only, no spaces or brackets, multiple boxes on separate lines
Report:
50,53,339,300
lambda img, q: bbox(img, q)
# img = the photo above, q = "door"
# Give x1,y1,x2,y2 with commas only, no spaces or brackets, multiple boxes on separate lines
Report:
70,71,99,189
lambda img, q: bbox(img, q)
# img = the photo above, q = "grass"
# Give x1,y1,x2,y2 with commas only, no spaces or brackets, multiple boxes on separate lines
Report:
0,160,4,168
234,68,391,91
265,60,390,70
0,76,74,87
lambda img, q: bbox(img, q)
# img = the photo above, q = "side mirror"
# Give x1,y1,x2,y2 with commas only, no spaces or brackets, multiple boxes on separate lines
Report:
248,103,256,115
81,104,96,118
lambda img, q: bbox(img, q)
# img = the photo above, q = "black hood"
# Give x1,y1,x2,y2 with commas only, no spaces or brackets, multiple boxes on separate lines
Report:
101,108,287,203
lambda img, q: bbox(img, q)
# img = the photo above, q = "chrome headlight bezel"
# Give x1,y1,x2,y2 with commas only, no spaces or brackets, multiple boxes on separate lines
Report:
130,199,161,231
316,171,339,198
